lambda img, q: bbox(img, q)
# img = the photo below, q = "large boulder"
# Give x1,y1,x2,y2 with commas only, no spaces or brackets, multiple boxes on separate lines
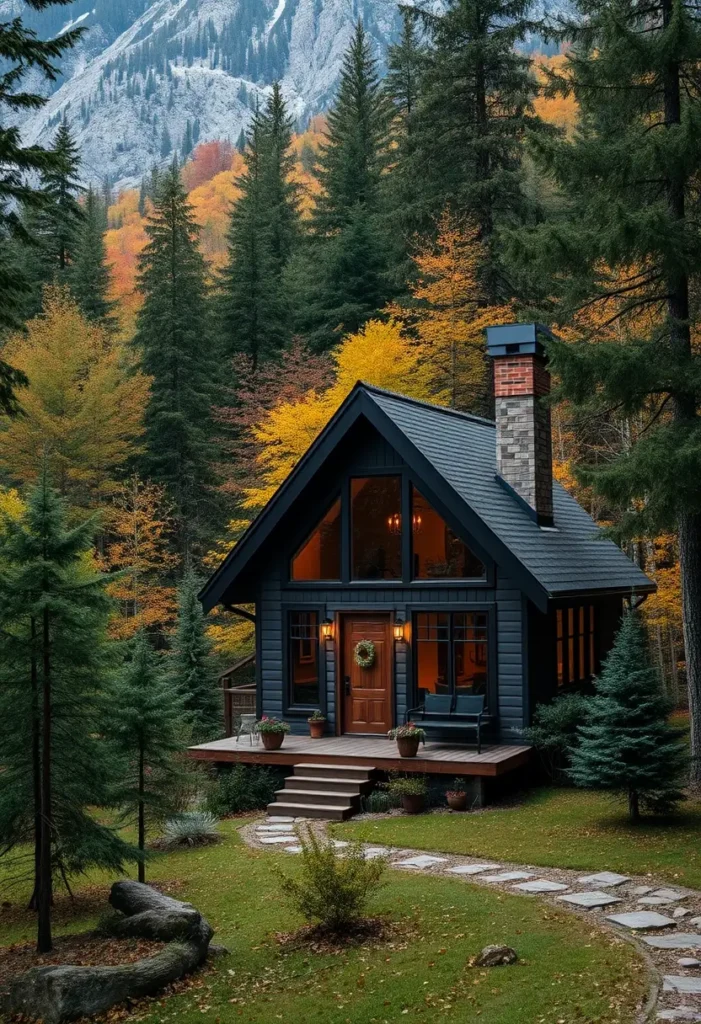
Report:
2,882,215,1024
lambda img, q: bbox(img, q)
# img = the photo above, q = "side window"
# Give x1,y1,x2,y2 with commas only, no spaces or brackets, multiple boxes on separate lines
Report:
556,604,596,686
288,611,320,707
411,487,486,580
350,476,402,580
291,499,341,581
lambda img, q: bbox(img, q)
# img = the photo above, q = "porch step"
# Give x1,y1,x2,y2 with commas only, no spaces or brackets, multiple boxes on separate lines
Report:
266,762,376,821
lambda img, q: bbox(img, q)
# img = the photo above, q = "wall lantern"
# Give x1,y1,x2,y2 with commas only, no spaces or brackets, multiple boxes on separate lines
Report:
321,617,334,640
393,618,406,642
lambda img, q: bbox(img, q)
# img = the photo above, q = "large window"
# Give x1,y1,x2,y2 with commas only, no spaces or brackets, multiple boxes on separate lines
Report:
351,476,402,580
556,604,596,686
415,612,489,703
291,499,341,581
288,611,321,706
412,487,486,580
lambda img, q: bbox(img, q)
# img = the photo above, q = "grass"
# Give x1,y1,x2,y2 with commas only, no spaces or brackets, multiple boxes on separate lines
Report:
337,787,701,888
0,820,647,1023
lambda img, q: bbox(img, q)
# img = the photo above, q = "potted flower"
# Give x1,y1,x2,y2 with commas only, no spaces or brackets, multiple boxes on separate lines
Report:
308,709,326,739
388,723,426,758
257,716,290,751
446,777,468,811
386,774,429,815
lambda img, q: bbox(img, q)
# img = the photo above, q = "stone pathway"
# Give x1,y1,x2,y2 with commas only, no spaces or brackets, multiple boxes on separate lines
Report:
242,815,701,1023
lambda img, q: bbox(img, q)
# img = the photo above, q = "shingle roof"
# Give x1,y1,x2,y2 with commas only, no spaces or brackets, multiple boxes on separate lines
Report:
364,385,654,600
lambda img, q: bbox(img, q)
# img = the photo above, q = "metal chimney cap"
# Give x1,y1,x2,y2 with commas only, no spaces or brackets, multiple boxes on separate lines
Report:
485,322,555,359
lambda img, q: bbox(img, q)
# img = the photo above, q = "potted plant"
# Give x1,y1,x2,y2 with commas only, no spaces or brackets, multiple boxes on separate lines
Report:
308,709,326,739
257,716,290,751
446,777,468,811
388,723,426,758
386,774,429,815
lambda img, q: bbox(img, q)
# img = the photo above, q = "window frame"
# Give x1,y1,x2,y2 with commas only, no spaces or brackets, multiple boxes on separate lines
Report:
286,468,493,588
410,604,497,713
554,601,598,688
290,494,343,582
283,606,326,716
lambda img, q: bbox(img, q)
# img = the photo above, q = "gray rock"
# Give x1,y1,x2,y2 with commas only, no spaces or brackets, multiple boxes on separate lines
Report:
664,977,701,995
653,889,686,901
690,918,701,929
474,945,518,967
675,909,693,920
481,871,534,883
640,897,678,906
678,958,701,967
657,1010,701,1021
607,911,676,930
558,891,622,908
642,934,701,950
513,879,569,893
578,872,630,887
394,855,448,869
447,863,501,875
630,885,654,896
259,835,298,844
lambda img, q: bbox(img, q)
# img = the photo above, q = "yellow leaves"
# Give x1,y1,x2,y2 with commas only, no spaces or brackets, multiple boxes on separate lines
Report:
0,287,151,509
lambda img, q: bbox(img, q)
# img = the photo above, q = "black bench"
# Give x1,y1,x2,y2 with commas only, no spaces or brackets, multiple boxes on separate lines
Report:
405,693,488,753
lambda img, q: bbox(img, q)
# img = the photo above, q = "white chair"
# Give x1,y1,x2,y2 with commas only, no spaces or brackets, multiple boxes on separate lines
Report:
236,713,259,745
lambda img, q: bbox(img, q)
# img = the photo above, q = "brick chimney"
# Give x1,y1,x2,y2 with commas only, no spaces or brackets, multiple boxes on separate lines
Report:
486,323,554,527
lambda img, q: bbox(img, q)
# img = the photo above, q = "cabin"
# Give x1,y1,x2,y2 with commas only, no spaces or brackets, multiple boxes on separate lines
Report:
192,324,654,813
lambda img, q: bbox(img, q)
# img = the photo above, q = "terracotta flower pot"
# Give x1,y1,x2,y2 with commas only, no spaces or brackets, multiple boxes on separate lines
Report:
401,793,426,815
309,719,325,739
396,735,421,758
261,731,284,751
446,792,467,811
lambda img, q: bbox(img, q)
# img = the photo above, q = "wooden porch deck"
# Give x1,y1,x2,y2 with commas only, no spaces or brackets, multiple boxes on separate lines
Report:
189,734,532,777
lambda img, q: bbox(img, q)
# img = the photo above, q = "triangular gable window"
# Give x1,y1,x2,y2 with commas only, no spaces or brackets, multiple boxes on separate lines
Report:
412,487,486,580
291,498,341,581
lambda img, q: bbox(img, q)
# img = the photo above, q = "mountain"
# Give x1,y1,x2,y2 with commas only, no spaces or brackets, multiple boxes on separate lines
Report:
3,0,405,191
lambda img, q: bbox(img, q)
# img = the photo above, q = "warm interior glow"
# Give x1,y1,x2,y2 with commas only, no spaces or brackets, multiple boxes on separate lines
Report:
291,498,341,580
411,487,486,579
351,476,402,580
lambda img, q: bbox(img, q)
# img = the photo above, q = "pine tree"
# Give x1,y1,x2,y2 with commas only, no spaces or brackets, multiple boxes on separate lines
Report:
171,569,220,743
70,187,115,325
400,0,542,302
569,612,687,819
0,0,83,348
39,121,84,274
516,0,701,783
160,126,172,158
110,631,186,882
301,21,393,349
220,84,300,367
0,473,135,952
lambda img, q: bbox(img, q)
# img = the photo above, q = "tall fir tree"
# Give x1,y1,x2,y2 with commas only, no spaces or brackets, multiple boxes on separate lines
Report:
135,161,218,560
0,0,84,405
70,187,115,326
516,0,701,783
300,21,393,349
398,0,542,302
110,631,186,882
0,474,134,952
220,84,300,367
171,569,220,743
39,121,84,273
569,612,687,819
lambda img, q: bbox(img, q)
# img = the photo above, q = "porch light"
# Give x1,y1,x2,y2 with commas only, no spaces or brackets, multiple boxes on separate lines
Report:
321,617,334,640
393,618,406,642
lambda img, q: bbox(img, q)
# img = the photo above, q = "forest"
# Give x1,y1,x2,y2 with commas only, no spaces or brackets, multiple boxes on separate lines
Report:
1,0,700,954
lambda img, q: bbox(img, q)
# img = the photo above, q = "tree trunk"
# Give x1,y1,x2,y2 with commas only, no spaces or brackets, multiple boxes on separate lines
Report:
37,607,52,954
628,790,640,821
138,746,145,885
28,618,41,913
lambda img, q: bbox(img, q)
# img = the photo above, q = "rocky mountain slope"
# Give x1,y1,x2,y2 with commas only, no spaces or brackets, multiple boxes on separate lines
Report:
3,0,405,190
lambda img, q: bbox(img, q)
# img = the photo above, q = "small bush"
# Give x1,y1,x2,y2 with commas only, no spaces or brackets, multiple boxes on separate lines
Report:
161,811,220,849
276,827,387,933
206,763,281,816
385,773,428,798
524,694,591,782
361,788,399,813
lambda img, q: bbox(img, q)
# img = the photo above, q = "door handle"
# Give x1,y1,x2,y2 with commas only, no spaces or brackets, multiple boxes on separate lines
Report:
344,675,351,696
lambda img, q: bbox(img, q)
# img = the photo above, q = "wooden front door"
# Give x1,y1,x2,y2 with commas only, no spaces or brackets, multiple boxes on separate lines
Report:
342,614,392,734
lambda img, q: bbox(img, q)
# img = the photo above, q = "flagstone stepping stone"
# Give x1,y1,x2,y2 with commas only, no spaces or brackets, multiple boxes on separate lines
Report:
267,816,295,823
657,1010,701,1021
664,977,701,995
364,847,392,860
259,834,299,845
578,872,630,887
514,879,570,893
446,863,501,875
559,891,622,909
607,911,676,930
394,855,448,869
482,871,534,883
630,885,654,896
284,846,303,854
690,918,701,929
653,889,686,901
675,909,693,919
643,935,701,950
640,897,679,906
257,824,298,833
679,958,701,967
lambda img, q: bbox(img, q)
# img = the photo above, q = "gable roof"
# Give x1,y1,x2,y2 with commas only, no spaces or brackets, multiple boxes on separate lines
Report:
200,383,654,613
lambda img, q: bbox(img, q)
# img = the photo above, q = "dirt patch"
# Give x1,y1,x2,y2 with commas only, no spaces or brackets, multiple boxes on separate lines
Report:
275,916,414,953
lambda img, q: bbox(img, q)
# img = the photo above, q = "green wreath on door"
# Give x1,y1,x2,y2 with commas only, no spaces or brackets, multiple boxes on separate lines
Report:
353,639,376,669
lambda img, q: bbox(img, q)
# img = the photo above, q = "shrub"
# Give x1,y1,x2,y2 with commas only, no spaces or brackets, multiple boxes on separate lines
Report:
361,788,399,813
276,827,387,932
385,773,428,798
161,811,220,849
206,764,281,816
308,709,326,722
524,693,591,782
446,776,466,797
257,716,290,734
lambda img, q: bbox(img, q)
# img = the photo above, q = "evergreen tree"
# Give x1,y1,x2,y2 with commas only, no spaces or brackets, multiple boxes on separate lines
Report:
517,0,701,783
110,631,185,882
70,187,115,325
160,125,172,158
302,21,393,348
171,569,220,743
220,84,300,367
135,162,217,559
41,121,84,273
399,0,542,302
569,612,687,819
0,474,134,952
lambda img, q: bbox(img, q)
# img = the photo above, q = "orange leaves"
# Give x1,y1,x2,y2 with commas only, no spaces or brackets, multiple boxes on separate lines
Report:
531,53,579,135
181,141,236,192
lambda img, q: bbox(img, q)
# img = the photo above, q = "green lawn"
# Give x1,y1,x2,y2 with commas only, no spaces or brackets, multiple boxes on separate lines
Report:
337,788,701,888
0,821,646,1023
